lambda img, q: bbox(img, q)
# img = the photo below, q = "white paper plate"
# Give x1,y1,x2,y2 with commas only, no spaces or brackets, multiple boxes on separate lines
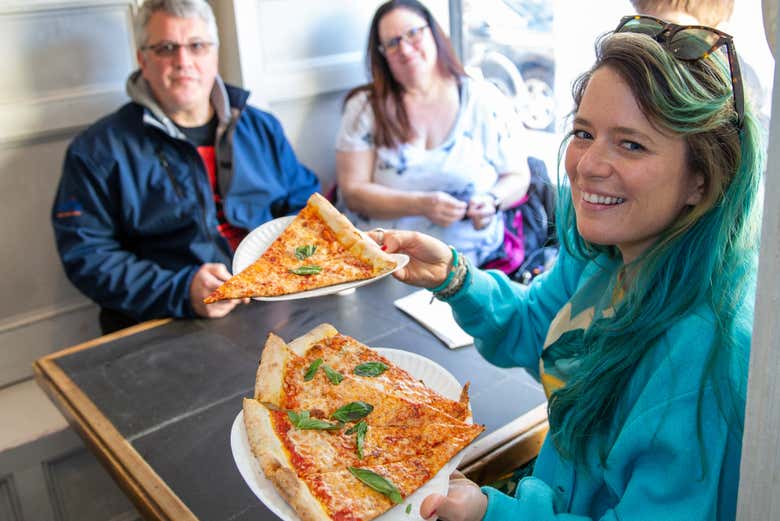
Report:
230,348,468,521
232,216,409,301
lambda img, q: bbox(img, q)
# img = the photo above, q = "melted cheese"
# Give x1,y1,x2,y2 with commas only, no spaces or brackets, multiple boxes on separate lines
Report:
262,329,484,521
303,335,470,421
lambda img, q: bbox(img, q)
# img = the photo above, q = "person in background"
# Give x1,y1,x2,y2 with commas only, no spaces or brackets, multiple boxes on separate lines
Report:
373,16,762,521
630,0,770,130
629,0,732,26
51,0,320,334
335,0,531,267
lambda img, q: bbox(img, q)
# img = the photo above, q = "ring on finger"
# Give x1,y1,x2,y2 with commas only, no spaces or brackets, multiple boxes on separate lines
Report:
372,227,386,246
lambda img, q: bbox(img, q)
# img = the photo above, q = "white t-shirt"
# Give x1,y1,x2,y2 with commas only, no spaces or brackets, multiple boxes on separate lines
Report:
335,77,528,265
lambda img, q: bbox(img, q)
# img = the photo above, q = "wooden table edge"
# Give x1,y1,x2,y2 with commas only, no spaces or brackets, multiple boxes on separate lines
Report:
42,318,172,359
459,403,548,469
33,319,197,521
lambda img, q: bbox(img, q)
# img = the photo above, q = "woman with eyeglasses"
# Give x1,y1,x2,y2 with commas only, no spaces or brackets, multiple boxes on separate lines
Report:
370,17,763,521
335,0,532,267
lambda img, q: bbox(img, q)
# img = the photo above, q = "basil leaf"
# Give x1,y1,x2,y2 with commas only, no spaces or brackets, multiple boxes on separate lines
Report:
345,420,368,459
304,358,323,381
405,504,412,515
295,245,317,260
344,420,364,435
353,361,389,377
348,467,402,504
287,410,342,431
322,364,344,385
289,265,322,275
331,401,373,423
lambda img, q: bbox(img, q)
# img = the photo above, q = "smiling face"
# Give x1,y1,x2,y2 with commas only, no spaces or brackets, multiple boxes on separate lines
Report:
137,11,218,126
564,66,704,263
378,7,438,88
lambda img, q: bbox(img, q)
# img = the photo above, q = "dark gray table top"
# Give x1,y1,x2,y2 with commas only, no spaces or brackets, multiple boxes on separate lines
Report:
53,276,545,520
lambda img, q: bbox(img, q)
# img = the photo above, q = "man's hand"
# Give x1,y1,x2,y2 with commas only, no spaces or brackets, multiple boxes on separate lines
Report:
190,263,249,318
424,192,468,227
420,471,487,521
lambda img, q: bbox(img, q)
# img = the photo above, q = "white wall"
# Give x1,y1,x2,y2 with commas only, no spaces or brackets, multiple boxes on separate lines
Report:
0,2,139,519
0,0,135,387
738,3,780,517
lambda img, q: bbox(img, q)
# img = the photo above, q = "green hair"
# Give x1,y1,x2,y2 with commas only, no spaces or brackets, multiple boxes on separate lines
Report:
548,31,763,463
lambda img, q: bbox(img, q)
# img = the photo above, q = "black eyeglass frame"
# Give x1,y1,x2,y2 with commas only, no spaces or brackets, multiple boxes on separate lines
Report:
615,14,744,129
378,25,429,55
140,40,217,57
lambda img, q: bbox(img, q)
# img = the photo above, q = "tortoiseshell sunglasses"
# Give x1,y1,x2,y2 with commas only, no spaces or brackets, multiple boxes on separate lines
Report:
615,15,744,129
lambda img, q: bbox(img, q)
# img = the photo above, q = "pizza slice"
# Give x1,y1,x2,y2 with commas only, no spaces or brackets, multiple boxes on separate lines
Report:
255,332,477,430
288,324,471,422
243,407,436,521
204,193,397,302
243,330,484,521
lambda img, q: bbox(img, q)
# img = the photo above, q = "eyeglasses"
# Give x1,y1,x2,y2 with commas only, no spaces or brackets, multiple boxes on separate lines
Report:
379,25,428,55
615,15,744,129
140,40,216,58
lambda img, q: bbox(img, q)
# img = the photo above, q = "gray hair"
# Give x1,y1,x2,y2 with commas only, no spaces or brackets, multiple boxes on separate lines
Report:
134,0,219,48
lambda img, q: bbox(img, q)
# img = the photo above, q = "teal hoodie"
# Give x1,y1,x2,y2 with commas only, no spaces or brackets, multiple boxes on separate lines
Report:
445,247,749,520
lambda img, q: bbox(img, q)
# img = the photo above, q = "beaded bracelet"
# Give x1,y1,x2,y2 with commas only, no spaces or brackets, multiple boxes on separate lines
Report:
434,254,469,300
429,246,459,294
428,246,469,301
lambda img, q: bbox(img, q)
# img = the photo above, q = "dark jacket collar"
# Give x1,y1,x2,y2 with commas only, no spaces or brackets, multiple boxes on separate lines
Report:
125,70,250,138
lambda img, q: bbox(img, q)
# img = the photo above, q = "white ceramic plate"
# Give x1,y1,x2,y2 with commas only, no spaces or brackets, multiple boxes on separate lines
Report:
232,216,409,301
230,348,468,521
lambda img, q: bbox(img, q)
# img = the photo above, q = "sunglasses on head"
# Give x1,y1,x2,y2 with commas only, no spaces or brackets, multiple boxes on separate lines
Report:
614,15,744,129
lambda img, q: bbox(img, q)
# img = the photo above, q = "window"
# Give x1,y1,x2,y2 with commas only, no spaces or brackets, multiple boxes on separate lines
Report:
458,0,774,176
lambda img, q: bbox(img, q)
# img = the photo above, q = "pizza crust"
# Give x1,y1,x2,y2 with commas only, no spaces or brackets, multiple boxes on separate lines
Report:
243,399,331,521
255,333,293,403
288,323,339,356
309,193,397,273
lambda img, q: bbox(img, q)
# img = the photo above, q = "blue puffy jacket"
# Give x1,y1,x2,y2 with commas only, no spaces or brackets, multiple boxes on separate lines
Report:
52,73,320,321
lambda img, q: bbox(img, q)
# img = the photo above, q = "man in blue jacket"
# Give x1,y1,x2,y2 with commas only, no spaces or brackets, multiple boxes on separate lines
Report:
51,0,320,333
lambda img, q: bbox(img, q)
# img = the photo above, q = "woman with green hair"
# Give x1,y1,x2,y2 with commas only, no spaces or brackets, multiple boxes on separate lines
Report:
370,15,763,521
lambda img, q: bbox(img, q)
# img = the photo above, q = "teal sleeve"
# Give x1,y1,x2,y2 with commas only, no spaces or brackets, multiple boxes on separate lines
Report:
478,394,731,520
475,317,739,521
445,248,587,371
482,480,594,520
